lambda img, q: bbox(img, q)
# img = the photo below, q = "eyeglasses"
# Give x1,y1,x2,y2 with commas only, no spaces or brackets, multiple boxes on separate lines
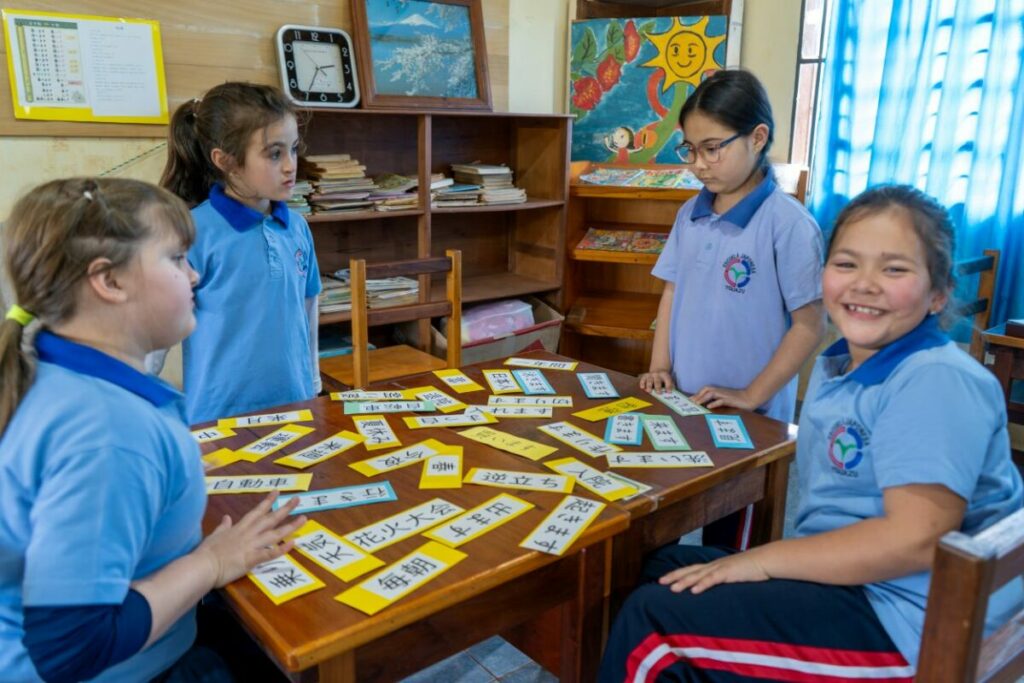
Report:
674,132,744,164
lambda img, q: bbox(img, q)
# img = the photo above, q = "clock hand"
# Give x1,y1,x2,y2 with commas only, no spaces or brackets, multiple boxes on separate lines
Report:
319,64,336,70
308,65,323,91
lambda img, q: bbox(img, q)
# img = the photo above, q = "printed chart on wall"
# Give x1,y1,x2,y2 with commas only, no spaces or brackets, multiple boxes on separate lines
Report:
2,9,168,123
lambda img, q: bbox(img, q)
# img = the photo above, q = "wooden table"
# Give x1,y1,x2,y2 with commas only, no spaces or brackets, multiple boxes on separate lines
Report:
199,350,795,681
982,323,1024,425
198,377,628,682
385,351,796,664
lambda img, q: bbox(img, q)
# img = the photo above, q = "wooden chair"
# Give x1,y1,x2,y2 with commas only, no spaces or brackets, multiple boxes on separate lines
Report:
320,250,462,389
917,507,1024,682
955,249,1000,363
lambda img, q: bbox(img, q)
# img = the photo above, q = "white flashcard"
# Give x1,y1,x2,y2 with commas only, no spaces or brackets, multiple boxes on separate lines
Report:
344,499,465,553
520,495,605,556
577,372,619,399
538,421,621,457
511,369,555,395
652,390,710,417
604,413,644,446
606,452,714,468
643,414,692,450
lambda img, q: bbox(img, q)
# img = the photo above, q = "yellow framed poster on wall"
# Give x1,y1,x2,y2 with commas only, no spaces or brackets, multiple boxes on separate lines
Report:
2,9,168,124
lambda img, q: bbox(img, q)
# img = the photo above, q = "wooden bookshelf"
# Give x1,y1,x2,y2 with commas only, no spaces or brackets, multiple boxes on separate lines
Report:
303,109,570,356
560,160,808,376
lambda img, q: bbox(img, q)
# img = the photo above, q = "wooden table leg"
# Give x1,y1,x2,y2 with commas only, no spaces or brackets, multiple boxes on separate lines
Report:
992,347,1015,402
562,539,612,683
316,651,355,683
748,456,791,547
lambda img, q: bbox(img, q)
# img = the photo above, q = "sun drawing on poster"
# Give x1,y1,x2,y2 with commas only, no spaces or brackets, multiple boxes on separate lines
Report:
642,16,726,92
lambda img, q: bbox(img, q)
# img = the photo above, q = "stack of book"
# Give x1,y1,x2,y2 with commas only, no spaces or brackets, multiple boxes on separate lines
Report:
287,179,314,215
576,227,668,254
451,162,527,205
319,271,421,313
432,183,483,208
305,154,377,213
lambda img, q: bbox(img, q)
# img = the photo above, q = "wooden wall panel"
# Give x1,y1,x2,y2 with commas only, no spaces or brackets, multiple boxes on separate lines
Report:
0,0,509,137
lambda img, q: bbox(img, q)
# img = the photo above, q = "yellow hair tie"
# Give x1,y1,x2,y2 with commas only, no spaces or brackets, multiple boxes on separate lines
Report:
5,305,34,326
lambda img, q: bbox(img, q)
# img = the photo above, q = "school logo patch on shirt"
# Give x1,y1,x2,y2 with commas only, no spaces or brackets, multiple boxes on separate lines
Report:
722,254,755,293
295,248,307,276
827,419,869,476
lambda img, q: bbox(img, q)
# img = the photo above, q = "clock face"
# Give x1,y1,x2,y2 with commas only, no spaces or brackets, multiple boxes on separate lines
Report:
293,41,345,94
276,25,360,108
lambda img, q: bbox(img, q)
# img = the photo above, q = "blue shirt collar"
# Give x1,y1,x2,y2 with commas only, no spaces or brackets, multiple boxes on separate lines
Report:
35,331,180,407
822,315,949,386
691,169,776,229
208,183,290,232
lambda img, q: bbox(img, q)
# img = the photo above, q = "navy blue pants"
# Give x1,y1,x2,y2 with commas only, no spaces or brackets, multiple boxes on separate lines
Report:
599,545,914,683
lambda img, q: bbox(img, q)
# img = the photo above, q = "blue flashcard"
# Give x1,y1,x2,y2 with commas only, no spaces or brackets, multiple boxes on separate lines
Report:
273,481,397,514
604,413,644,446
512,369,555,395
704,414,754,449
577,372,619,399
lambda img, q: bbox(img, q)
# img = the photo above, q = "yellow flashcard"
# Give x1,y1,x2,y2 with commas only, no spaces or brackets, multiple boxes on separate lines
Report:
411,387,467,414
217,409,314,428
336,541,467,615
503,357,578,371
274,430,365,469
247,554,325,605
420,454,464,489
520,495,605,556
424,493,534,547
201,447,241,471
192,426,236,443
545,456,637,502
457,426,558,461
351,415,401,451
482,369,522,394
349,438,457,477
290,520,384,582
434,369,485,393
330,389,416,401
537,421,620,458
572,397,652,422
235,424,316,462
464,467,573,493
403,410,497,429
343,498,465,553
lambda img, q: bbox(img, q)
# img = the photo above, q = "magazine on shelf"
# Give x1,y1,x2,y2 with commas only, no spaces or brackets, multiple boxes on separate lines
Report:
576,228,667,254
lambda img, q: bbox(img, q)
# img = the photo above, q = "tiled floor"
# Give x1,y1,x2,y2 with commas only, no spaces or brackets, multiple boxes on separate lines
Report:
399,465,804,681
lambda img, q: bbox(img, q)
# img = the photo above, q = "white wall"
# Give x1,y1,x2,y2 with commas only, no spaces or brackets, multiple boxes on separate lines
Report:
508,0,802,161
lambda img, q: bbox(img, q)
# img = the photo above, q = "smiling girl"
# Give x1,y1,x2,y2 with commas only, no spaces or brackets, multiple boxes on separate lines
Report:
600,185,1023,682
160,83,321,424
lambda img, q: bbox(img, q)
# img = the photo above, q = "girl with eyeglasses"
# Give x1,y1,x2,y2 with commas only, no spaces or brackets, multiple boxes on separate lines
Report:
639,68,827,548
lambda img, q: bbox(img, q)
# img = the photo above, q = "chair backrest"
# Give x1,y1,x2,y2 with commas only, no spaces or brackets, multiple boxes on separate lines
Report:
917,507,1024,682
349,249,462,389
955,249,1000,363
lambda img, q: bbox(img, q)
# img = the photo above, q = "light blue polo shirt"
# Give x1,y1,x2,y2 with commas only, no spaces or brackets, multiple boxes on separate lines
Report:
652,173,823,422
185,184,322,424
795,316,1024,668
0,332,206,683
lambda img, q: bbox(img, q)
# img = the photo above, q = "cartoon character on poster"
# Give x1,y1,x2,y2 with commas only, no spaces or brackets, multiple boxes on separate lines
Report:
569,16,727,164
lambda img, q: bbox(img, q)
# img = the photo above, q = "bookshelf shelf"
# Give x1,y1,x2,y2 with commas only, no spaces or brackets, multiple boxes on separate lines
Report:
560,160,808,376
307,208,424,223
302,108,570,368
564,292,660,340
571,249,659,265
431,198,564,214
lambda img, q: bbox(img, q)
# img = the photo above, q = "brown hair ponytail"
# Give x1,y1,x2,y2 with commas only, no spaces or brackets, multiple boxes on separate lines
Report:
0,178,194,434
160,83,298,207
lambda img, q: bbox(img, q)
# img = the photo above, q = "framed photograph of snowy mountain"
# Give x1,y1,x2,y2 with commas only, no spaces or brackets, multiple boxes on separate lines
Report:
351,0,491,110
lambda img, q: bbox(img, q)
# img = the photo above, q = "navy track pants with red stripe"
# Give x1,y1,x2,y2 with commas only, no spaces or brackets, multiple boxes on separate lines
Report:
599,545,914,683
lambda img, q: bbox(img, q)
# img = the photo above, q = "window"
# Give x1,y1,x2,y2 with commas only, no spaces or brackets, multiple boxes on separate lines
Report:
789,0,833,169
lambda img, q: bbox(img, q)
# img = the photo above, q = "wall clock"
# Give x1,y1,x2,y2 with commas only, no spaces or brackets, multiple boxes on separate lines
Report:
275,24,360,108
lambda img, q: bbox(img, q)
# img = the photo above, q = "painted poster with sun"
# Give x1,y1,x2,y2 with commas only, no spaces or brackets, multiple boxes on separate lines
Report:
570,16,727,164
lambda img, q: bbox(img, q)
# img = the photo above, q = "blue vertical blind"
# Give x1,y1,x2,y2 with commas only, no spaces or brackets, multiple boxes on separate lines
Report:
811,0,1024,323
